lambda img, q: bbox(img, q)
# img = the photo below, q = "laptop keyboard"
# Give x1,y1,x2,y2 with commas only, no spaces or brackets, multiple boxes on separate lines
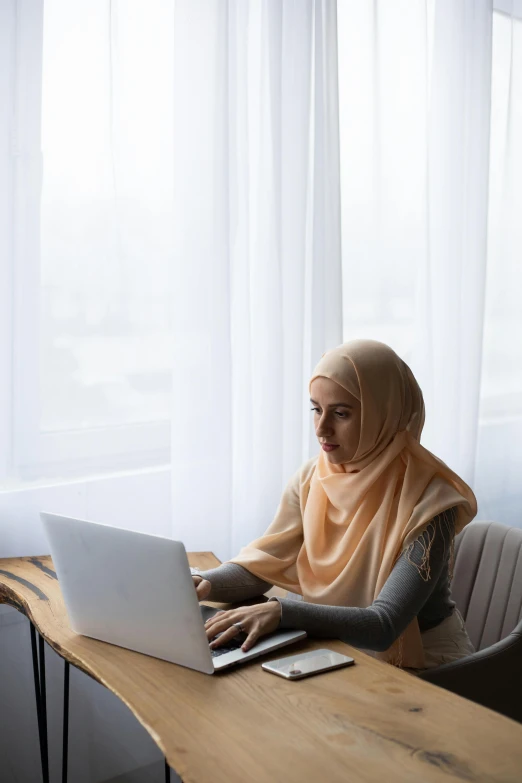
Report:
210,640,242,658
200,604,244,658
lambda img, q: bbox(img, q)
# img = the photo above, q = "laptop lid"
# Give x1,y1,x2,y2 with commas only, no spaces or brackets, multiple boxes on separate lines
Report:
40,512,215,674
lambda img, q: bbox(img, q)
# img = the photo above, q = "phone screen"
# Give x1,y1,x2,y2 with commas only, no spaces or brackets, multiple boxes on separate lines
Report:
262,649,354,679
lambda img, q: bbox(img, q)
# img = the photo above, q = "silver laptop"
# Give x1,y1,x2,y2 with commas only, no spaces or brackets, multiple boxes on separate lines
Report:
40,512,306,674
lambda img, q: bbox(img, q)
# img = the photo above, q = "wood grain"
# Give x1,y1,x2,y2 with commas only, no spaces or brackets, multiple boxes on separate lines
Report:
1,554,522,782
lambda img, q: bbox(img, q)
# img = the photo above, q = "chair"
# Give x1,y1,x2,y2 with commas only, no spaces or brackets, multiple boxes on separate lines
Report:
418,520,522,723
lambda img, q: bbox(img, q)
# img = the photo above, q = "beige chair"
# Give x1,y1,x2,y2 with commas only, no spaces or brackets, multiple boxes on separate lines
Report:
418,520,522,723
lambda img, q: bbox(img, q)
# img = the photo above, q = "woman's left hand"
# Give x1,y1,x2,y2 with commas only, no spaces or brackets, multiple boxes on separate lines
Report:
205,600,282,652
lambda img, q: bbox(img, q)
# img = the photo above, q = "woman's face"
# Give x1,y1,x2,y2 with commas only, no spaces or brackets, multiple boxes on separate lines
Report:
310,377,361,464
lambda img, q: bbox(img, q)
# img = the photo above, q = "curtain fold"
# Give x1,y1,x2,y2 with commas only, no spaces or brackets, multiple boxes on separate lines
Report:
476,4,522,524
0,0,44,478
171,0,342,559
412,0,493,487
337,0,495,492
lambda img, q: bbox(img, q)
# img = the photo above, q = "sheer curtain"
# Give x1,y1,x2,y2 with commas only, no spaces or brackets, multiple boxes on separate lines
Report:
1,0,521,557
336,1,522,527
0,0,178,565
337,0,522,526
476,1,522,525
171,0,342,559
38,0,176,473
170,0,522,557
338,0,493,483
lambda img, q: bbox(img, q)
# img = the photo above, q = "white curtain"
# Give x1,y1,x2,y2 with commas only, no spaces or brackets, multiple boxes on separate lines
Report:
0,0,44,480
337,0,522,529
1,0,521,554
35,0,175,475
170,0,505,561
476,1,522,525
170,0,342,560
337,0,522,527
0,0,178,565
171,0,522,553
338,0,493,485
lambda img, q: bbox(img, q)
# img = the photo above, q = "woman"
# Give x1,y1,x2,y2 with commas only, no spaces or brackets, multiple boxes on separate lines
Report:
193,340,476,673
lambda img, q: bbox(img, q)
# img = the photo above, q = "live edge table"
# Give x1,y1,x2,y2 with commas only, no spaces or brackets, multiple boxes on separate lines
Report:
1,555,522,783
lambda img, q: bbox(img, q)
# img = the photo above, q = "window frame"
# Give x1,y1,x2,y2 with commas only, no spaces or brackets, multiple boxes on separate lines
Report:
493,1,522,21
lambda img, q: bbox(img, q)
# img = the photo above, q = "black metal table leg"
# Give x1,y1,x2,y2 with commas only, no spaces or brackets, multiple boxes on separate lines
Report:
38,633,49,779
29,621,177,783
29,624,49,783
63,660,70,783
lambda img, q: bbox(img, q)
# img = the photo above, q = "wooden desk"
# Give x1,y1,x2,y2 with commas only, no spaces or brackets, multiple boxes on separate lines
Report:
1,553,522,783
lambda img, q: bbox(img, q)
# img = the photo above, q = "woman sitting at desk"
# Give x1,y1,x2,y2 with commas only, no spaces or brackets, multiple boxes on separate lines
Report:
193,340,476,673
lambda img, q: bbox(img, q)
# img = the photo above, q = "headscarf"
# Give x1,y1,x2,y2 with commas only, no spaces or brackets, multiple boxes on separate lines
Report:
231,339,477,668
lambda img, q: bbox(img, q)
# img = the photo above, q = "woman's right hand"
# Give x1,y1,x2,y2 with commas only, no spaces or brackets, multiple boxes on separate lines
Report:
192,575,212,601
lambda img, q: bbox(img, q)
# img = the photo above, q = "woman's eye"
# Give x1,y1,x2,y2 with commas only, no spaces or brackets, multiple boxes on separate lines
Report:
310,407,349,418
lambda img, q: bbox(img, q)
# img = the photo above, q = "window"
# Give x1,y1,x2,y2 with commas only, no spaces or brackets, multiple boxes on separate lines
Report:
12,0,176,479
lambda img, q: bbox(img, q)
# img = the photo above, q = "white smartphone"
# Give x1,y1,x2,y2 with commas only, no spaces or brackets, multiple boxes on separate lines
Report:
262,648,355,680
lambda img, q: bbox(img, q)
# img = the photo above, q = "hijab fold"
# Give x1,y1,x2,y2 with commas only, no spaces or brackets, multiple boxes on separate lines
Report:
231,340,477,669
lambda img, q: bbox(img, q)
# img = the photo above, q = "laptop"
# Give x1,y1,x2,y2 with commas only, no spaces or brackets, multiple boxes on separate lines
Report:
40,512,306,674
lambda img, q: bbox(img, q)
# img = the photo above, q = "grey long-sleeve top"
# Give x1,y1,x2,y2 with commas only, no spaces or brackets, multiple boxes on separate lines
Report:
200,508,457,653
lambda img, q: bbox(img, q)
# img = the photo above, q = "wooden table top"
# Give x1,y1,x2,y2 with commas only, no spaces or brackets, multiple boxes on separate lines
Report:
1,553,522,783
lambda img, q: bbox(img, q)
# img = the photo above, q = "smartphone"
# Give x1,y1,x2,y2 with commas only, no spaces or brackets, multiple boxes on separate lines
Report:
262,648,355,680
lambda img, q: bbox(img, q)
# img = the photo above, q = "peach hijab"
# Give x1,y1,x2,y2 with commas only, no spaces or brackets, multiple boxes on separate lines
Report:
231,340,477,669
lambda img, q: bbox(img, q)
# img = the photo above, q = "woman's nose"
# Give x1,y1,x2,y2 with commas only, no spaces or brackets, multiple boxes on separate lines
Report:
316,415,333,438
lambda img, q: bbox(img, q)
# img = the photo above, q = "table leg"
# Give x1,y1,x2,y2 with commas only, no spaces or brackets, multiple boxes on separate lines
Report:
30,621,177,783
38,633,49,777
62,660,70,783
29,624,49,783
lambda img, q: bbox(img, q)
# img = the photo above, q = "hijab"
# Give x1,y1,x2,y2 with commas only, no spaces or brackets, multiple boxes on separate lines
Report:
230,340,477,668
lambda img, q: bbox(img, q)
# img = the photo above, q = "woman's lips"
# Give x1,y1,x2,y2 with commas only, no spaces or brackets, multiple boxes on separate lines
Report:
322,444,339,452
